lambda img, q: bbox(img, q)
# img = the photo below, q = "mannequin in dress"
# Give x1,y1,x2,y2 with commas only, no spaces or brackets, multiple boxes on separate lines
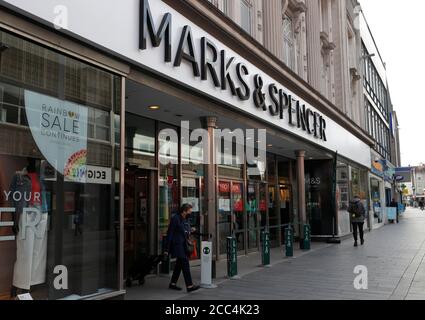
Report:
10,158,48,298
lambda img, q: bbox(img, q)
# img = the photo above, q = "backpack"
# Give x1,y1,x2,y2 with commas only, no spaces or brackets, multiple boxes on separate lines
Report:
348,201,363,218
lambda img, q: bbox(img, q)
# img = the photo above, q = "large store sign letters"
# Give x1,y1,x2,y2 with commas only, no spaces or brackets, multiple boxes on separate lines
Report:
140,0,327,141
24,90,88,183
2,0,371,167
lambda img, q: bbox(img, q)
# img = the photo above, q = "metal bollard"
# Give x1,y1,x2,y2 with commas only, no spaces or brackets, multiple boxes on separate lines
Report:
285,225,294,257
302,224,311,250
261,231,271,266
227,236,240,279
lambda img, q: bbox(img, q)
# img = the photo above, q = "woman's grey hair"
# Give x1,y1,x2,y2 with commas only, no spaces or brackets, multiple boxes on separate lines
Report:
181,203,193,213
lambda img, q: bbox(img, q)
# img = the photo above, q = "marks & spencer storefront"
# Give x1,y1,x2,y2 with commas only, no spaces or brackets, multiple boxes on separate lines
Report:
0,0,373,299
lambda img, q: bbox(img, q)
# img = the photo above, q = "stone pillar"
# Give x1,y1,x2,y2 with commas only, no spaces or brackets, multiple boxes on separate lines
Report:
295,150,306,242
201,116,218,260
263,0,283,60
305,0,322,90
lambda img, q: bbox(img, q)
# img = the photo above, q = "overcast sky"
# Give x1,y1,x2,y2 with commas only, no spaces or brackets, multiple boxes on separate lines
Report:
360,0,424,167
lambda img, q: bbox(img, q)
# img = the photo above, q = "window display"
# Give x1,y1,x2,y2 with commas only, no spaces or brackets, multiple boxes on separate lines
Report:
0,30,121,300
336,162,350,236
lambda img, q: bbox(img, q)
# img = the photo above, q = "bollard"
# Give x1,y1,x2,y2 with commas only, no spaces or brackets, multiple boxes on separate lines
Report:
160,235,170,274
227,236,239,279
261,231,271,266
302,224,311,250
285,225,293,257
200,241,217,289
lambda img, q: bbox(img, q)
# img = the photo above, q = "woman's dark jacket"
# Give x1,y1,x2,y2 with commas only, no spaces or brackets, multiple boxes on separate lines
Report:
165,213,190,259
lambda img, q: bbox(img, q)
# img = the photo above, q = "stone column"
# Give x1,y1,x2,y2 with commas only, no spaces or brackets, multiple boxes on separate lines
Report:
263,0,283,60
295,150,306,243
305,0,322,90
201,116,218,261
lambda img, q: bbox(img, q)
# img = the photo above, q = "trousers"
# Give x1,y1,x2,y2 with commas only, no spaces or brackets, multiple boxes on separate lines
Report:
171,257,193,287
352,222,364,242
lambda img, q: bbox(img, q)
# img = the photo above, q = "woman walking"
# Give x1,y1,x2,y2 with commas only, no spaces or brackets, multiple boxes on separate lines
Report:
164,203,200,292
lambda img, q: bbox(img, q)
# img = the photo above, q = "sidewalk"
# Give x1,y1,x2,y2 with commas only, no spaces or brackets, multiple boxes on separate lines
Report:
126,207,425,300
125,241,332,300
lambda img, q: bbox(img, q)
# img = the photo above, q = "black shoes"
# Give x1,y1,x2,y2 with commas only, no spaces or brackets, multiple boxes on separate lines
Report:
187,285,200,293
169,284,182,291
354,240,364,247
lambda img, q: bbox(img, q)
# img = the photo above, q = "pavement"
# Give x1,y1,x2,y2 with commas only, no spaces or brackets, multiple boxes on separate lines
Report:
125,207,425,300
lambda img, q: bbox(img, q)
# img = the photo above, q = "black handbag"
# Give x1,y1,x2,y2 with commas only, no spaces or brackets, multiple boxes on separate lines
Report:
186,237,195,255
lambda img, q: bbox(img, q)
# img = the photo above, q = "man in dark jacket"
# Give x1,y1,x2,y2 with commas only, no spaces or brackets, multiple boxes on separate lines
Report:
164,203,200,292
348,196,366,247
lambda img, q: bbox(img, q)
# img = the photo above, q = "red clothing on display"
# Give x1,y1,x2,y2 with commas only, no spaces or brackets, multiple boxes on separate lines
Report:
28,172,41,206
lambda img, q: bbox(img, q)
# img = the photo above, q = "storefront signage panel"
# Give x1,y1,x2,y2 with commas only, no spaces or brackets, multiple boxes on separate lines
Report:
24,90,88,183
3,0,371,168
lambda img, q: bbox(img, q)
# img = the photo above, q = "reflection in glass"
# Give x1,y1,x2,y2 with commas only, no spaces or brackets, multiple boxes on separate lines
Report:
158,123,179,247
125,114,156,169
232,182,244,252
0,28,121,300
218,181,231,255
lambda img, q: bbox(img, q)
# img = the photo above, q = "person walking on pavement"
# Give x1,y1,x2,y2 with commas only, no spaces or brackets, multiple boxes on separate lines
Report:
419,199,424,211
164,203,200,293
390,198,399,223
348,195,366,247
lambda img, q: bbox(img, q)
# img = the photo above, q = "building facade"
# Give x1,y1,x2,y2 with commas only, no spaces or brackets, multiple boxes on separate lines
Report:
359,9,401,229
0,0,398,300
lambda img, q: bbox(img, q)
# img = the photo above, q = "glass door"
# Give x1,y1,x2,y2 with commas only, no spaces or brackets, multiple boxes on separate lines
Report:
259,183,268,232
268,185,280,248
247,182,259,251
182,176,202,260
218,181,232,255
232,182,245,253
279,185,292,245
124,167,150,278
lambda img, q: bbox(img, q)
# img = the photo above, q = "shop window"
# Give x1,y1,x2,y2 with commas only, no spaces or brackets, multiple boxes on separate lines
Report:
371,178,383,224
217,138,244,180
246,147,266,181
0,30,121,300
336,162,350,236
88,107,110,141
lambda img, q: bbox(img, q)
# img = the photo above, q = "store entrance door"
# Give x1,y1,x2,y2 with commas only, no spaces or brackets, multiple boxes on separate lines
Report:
124,166,153,280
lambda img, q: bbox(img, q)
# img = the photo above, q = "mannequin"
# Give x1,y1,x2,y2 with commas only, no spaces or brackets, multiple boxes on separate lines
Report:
10,158,48,298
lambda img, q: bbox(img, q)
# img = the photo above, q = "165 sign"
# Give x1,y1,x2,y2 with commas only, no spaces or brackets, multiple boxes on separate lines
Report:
139,0,327,142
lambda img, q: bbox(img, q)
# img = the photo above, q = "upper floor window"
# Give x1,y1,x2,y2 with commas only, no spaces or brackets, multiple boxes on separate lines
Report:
283,14,295,71
240,0,252,35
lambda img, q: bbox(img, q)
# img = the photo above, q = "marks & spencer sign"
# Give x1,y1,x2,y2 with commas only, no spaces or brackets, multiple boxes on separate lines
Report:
140,0,327,141
2,0,372,167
